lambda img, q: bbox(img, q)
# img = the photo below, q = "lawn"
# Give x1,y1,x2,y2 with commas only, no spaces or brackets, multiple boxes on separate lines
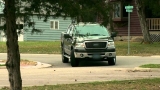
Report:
0,41,160,56
115,41,160,56
1,78,160,90
0,41,61,54
140,64,160,68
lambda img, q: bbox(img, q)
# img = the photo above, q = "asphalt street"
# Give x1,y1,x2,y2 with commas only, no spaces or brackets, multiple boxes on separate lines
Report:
0,53,160,68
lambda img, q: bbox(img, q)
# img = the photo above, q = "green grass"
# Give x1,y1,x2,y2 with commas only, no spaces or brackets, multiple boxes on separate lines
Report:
0,41,61,54
0,64,5,66
140,64,160,68
0,41,160,55
1,78,160,90
115,41,160,56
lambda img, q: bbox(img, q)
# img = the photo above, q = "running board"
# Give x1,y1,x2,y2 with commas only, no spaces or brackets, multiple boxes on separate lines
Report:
64,55,70,59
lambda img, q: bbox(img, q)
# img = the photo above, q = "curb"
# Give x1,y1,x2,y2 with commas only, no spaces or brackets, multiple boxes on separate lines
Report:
0,61,52,69
127,67,160,72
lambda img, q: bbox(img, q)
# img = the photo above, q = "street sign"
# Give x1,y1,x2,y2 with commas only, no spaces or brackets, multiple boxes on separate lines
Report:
125,6,133,12
125,5,134,55
126,10,133,12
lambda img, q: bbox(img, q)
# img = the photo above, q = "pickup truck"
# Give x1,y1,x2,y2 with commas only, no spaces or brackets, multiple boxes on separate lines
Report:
61,23,117,67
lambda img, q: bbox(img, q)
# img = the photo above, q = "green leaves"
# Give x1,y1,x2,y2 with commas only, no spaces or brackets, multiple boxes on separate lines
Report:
144,0,160,18
20,0,110,26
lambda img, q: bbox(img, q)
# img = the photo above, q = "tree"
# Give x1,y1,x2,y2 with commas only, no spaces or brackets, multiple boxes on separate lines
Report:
135,0,160,44
2,0,110,90
135,0,152,44
144,0,160,18
4,0,22,90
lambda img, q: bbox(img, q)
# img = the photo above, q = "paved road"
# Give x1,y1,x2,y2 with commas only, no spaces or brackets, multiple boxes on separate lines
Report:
1,53,160,68
0,53,160,88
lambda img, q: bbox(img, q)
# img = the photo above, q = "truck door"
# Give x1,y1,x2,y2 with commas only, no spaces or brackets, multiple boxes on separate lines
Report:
67,26,74,55
64,25,73,55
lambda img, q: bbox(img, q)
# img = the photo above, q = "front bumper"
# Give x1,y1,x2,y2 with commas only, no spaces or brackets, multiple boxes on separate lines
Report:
74,51,116,58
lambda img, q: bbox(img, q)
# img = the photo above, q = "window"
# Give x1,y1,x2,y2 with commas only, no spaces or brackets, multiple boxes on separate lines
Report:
113,2,121,18
112,2,128,21
66,25,72,34
69,26,74,36
75,25,109,37
50,20,59,30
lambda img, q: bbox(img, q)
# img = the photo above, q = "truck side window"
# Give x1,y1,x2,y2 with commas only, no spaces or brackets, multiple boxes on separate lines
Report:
69,26,73,36
66,25,72,34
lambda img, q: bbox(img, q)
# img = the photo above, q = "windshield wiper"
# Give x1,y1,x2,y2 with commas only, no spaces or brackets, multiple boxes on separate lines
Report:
90,34,101,36
90,34,106,36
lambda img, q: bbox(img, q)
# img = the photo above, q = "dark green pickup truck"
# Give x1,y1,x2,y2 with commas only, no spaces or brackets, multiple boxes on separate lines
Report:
61,23,117,67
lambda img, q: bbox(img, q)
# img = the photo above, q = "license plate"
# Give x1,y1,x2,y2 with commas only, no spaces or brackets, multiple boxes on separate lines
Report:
92,54,101,60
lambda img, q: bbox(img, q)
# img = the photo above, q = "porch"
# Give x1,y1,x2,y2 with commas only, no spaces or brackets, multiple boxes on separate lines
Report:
146,18,160,42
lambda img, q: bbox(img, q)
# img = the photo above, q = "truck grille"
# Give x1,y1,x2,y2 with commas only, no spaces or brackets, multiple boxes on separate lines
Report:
85,42,107,49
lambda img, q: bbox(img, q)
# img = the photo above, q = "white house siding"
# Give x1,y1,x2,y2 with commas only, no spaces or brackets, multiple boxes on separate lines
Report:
0,31,24,41
0,17,24,41
0,1,4,14
24,16,72,41
0,2,24,41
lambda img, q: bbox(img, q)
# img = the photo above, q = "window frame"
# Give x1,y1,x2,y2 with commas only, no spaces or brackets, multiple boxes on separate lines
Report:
50,20,59,30
113,2,121,19
112,1,128,21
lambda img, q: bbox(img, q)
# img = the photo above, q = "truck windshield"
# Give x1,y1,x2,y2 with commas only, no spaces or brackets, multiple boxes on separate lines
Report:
75,25,110,37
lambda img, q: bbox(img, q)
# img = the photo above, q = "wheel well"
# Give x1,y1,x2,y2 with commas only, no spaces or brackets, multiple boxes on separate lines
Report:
71,46,73,50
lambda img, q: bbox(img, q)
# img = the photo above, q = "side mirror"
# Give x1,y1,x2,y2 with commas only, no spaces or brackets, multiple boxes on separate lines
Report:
64,34,71,38
111,32,117,37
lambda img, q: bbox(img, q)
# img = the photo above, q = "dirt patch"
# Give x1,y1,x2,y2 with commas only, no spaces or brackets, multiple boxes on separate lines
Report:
20,60,37,66
0,60,37,66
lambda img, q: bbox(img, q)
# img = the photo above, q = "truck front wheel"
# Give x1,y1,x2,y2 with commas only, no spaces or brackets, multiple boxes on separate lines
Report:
108,57,116,65
70,50,79,67
61,47,69,63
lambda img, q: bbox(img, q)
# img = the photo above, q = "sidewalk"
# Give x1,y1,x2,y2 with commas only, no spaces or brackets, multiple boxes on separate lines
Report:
0,66,160,89
0,61,53,89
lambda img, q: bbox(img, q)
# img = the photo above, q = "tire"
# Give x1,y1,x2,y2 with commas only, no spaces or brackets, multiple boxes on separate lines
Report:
70,50,79,67
108,57,116,65
61,46,69,63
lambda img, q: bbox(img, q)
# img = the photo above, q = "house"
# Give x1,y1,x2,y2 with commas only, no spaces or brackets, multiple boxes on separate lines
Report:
23,16,72,41
0,16,72,42
0,16,72,41
109,0,160,42
0,1,72,41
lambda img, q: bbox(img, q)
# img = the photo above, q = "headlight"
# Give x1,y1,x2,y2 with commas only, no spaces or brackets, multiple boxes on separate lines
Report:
107,42,115,47
75,43,85,47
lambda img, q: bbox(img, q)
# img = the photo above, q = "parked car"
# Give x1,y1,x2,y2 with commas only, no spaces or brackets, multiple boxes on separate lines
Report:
61,22,117,67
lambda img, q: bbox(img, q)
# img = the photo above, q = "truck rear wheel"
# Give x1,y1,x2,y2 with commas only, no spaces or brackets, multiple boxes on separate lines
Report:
70,50,79,67
108,57,116,65
61,47,69,63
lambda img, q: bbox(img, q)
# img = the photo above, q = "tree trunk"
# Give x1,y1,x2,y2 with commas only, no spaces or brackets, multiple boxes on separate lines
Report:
4,0,22,90
108,2,114,32
135,0,152,44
